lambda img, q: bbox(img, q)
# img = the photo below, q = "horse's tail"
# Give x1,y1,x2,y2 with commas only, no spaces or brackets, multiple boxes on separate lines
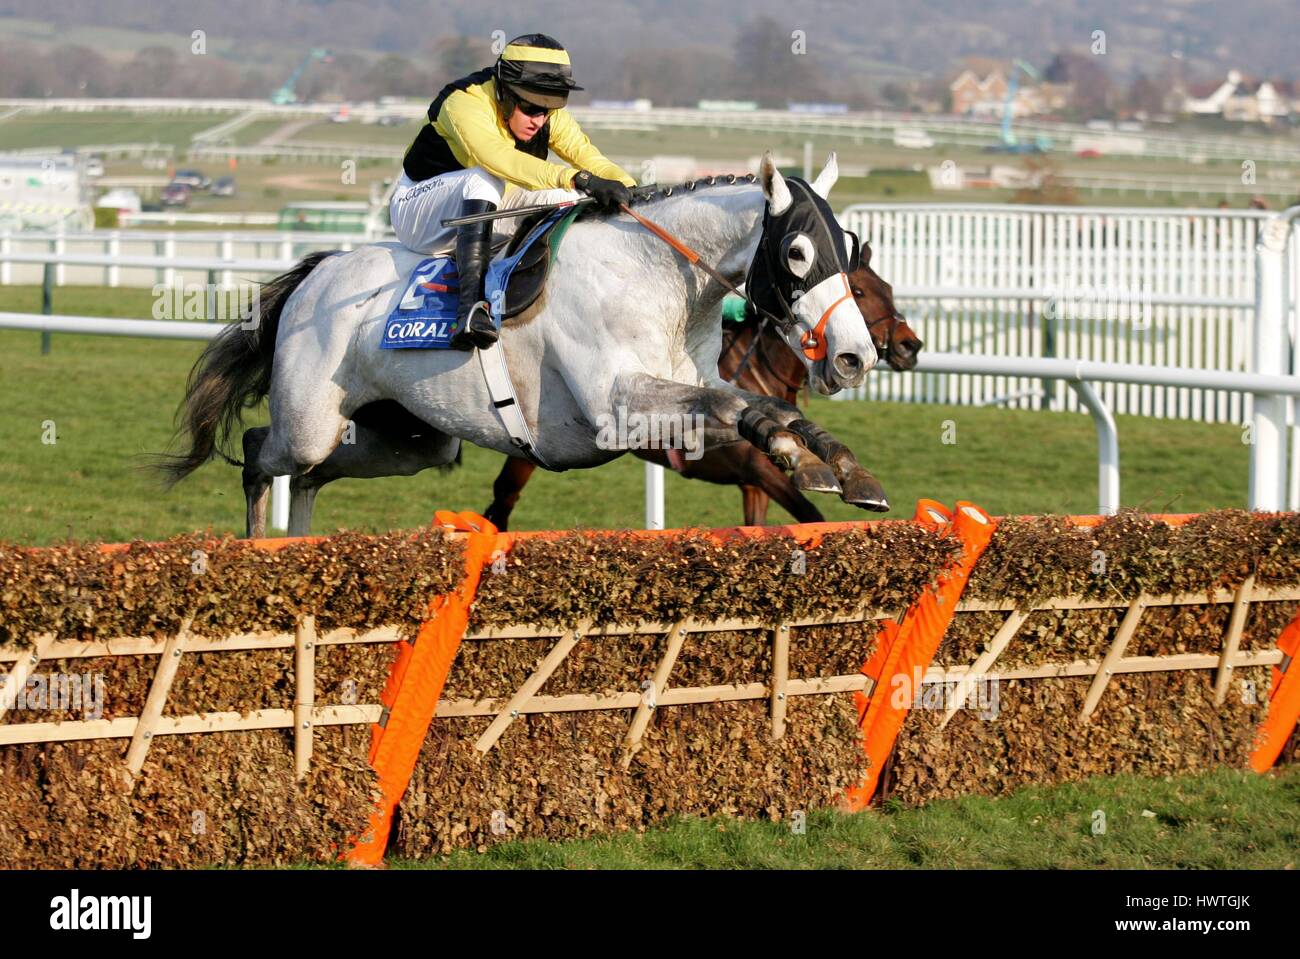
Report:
154,251,336,485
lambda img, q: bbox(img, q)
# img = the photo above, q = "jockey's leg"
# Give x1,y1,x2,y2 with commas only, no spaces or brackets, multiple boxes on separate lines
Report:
388,166,504,255
446,181,584,351
488,183,585,243
388,167,505,351
448,196,500,351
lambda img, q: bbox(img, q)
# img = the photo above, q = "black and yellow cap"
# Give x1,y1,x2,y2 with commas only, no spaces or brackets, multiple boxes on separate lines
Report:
495,34,583,109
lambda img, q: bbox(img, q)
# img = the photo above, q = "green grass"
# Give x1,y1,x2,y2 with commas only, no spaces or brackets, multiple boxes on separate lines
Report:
836,171,933,200
372,766,1299,869
0,285,1251,545
228,117,314,146
265,120,1293,208
100,156,392,215
0,112,233,151
285,118,419,146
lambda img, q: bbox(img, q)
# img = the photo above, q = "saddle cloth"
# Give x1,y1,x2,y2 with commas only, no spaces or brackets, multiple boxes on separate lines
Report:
380,204,580,350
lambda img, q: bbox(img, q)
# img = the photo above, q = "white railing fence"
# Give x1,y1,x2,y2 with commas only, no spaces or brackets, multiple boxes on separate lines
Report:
838,204,1290,427
0,226,390,290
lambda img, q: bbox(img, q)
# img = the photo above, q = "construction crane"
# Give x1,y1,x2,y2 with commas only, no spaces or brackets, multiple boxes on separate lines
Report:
985,59,1053,154
271,48,333,106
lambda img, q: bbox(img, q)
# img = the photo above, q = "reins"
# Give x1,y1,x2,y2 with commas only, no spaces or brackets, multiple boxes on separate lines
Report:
617,189,852,385
447,182,856,386
446,181,827,350
616,201,791,333
617,200,797,388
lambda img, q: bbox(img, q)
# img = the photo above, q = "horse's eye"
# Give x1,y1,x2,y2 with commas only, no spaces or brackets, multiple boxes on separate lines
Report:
852,288,864,297
780,232,815,279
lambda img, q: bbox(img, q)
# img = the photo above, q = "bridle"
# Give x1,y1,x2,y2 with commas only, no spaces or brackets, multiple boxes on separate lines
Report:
847,232,907,369
866,311,905,367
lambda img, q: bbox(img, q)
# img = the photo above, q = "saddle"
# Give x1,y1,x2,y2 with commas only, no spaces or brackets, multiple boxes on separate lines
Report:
482,185,660,319
381,205,580,350
484,204,582,320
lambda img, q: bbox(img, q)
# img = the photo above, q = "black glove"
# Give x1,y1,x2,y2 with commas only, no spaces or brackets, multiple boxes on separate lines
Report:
573,170,632,211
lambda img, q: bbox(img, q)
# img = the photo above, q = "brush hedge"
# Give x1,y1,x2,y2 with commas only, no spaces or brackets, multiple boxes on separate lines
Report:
0,510,1295,866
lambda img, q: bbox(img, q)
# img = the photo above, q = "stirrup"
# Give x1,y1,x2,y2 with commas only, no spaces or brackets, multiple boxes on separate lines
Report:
450,301,498,351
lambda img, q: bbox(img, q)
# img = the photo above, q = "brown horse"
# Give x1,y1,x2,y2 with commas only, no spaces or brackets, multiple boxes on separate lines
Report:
482,241,922,528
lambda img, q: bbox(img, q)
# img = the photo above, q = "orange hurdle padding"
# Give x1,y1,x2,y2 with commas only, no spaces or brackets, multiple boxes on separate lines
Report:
344,510,508,866
50,511,1206,558
845,500,997,811
1249,607,1300,773
852,500,954,729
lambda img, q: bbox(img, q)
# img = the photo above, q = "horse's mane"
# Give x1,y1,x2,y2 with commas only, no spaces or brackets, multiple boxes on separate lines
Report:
575,172,759,220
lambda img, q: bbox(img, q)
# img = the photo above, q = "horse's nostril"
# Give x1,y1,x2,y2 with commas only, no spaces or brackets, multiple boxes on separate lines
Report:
832,352,865,382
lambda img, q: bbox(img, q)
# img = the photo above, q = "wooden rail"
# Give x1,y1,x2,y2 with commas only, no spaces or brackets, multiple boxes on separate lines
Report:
1,584,1295,771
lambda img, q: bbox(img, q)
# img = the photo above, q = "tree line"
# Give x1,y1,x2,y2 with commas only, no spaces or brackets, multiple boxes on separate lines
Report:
0,18,1209,120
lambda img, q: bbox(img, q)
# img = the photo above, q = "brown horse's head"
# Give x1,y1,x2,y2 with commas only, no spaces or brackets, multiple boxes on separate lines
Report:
848,239,923,371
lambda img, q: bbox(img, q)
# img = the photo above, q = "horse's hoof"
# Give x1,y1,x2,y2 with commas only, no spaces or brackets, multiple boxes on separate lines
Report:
840,470,890,512
792,462,842,495
850,497,891,513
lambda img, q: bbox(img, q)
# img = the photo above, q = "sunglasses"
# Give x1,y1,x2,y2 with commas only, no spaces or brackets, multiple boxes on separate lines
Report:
516,101,551,118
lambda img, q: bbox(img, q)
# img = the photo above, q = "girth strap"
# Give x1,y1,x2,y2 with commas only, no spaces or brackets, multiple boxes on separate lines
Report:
476,336,553,470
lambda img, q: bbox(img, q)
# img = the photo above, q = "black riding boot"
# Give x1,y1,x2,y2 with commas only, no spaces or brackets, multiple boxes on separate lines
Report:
449,199,499,351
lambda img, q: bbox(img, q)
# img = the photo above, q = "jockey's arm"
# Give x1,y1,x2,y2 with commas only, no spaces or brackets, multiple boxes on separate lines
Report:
546,109,638,188
439,90,583,192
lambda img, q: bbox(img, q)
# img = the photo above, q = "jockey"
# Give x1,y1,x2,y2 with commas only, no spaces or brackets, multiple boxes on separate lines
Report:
391,33,637,350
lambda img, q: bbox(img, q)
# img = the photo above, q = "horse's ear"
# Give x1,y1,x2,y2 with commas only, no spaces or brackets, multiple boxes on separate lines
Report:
810,152,839,200
760,151,793,215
